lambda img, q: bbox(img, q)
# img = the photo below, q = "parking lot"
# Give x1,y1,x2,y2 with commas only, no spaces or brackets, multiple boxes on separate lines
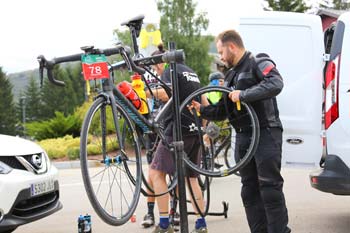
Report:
14,165,350,233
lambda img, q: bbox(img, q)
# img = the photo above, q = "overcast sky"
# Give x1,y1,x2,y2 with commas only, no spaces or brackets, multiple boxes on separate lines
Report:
0,0,265,74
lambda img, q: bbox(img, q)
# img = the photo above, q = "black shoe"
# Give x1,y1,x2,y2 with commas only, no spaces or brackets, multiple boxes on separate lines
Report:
141,213,155,228
173,212,180,226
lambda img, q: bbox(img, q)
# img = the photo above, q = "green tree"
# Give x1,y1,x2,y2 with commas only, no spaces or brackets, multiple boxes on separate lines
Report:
66,63,86,104
0,67,17,135
23,76,43,121
114,29,133,48
265,0,310,12
40,65,84,119
333,0,350,9
318,0,333,8
111,29,134,82
157,0,213,84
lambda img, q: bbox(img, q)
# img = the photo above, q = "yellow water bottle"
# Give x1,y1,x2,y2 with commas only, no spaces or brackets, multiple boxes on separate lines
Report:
131,73,149,115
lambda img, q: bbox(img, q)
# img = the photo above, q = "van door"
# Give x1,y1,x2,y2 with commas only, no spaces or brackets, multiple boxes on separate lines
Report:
238,12,325,166
325,12,350,166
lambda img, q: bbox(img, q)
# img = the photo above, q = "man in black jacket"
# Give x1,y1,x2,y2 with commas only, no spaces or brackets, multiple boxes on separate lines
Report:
191,29,291,233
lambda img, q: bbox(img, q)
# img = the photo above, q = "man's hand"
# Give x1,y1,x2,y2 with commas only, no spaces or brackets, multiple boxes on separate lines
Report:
187,100,201,113
228,90,241,102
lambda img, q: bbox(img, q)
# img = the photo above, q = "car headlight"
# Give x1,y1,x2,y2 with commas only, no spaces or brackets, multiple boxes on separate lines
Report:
0,161,12,174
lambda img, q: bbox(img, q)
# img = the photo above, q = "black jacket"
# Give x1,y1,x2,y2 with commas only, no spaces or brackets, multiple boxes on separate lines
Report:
162,63,202,136
200,51,283,130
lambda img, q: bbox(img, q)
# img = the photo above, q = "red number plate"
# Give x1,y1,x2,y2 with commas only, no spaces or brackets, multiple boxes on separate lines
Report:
81,54,110,80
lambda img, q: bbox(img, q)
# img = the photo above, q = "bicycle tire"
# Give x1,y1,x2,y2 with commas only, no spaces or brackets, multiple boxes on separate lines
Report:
80,96,142,226
121,122,178,198
187,174,211,217
179,86,260,177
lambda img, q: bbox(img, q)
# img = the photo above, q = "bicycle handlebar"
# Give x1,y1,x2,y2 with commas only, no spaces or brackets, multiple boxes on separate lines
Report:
111,49,185,71
138,49,185,66
37,44,185,87
37,45,129,87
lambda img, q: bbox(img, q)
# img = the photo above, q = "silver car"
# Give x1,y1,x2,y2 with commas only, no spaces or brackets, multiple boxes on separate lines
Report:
0,134,62,233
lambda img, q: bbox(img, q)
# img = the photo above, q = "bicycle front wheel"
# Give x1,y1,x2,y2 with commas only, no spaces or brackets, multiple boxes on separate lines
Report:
80,96,142,226
179,86,260,177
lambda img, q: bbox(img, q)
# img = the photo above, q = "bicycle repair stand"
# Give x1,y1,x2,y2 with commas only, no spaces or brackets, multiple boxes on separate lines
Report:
169,41,189,233
188,201,229,218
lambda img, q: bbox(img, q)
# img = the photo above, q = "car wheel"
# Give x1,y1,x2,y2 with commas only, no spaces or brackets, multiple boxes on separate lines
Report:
2,228,17,233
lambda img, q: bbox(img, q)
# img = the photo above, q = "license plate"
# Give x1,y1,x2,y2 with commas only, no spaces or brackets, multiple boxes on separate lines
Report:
30,179,55,197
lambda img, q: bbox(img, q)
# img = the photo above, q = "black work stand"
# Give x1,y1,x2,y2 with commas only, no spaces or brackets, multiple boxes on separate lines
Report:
168,41,189,233
169,42,229,233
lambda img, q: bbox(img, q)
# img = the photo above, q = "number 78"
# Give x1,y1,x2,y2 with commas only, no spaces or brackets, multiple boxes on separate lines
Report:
89,65,102,74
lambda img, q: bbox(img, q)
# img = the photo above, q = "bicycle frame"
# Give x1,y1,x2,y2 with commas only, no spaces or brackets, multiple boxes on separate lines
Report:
98,75,172,145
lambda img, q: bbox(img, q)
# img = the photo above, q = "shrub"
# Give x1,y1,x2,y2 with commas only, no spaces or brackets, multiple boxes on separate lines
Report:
86,139,119,155
67,147,80,160
26,111,81,140
39,135,80,159
46,148,66,160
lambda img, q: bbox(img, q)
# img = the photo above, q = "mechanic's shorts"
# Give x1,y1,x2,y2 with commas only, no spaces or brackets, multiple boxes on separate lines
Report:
150,135,200,177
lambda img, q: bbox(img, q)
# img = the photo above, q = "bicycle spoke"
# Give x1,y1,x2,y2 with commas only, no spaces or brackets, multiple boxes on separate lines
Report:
95,167,107,196
80,97,142,226
179,86,260,177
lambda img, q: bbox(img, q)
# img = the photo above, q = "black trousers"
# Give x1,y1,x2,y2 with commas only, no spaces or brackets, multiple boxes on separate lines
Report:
236,127,291,233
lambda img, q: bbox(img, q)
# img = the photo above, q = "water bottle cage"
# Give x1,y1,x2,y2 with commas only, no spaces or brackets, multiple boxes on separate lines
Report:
125,88,141,109
132,91,142,110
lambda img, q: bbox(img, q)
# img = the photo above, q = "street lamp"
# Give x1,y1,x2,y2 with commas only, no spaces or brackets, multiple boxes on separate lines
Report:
20,96,26,137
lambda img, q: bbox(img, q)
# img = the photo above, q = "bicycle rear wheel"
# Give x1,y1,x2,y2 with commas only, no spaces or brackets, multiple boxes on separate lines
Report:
122,121,178,198
179,86,260,177
187,174,211,217
80,96,142,226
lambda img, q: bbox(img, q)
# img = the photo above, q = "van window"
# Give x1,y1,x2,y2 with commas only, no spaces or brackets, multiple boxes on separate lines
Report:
324,23,336,54
329,21,344,60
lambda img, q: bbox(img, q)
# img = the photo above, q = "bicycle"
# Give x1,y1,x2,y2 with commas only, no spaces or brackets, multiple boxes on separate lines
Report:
37,20,260,230
37,43,184,225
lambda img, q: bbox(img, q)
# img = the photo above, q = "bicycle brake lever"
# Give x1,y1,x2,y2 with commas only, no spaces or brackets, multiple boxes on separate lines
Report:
37,55,46,88
120,47,145,74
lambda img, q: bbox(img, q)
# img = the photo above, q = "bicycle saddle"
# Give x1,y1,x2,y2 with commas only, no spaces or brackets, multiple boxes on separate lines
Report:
121,14,145,27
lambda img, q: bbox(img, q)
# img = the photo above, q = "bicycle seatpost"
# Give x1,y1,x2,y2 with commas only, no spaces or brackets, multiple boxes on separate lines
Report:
121,14,144,57
130,25,140,56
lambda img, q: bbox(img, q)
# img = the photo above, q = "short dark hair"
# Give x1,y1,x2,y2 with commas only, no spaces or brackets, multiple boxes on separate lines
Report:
151,43,166,56
216,30,244,49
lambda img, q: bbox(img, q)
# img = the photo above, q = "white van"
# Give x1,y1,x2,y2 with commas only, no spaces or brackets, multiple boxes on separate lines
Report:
237,11,350,195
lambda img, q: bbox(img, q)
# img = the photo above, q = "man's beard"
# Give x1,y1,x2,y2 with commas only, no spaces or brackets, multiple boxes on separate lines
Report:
226,53,235,67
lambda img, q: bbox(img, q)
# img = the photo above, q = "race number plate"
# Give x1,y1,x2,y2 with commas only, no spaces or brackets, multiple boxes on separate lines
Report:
81,54,109,80
30,179,55,197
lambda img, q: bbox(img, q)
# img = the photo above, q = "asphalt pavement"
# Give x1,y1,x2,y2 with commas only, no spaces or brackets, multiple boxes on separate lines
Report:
14,163,350,233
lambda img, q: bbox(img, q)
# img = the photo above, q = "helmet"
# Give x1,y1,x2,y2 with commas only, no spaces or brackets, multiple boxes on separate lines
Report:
209,72,224,82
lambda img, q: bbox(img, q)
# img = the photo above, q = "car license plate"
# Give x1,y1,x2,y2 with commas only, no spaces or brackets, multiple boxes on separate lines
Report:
30,179,55,197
